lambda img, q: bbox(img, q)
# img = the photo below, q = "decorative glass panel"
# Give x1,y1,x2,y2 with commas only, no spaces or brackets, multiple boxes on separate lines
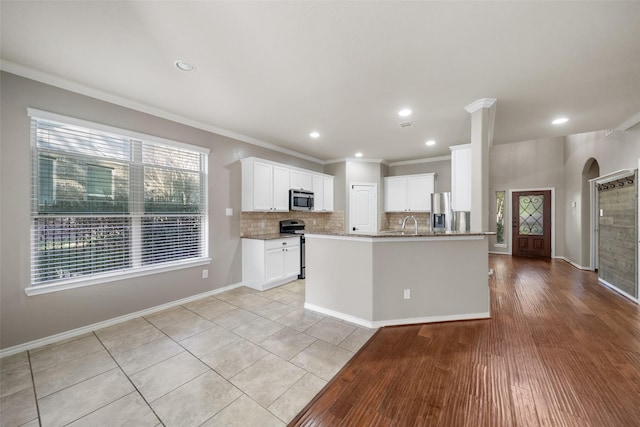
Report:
519,195,544,235
495,191,505,244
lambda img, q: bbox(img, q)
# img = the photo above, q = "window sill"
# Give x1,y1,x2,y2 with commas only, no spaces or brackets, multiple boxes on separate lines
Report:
25,258,212,296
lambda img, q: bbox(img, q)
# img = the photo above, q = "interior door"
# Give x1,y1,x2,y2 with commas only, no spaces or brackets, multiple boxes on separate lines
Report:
350,184,377,233
512,190,551,258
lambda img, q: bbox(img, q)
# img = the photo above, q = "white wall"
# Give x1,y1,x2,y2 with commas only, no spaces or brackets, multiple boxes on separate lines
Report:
0,72,322,349
563,127,640,267
489,137,566,255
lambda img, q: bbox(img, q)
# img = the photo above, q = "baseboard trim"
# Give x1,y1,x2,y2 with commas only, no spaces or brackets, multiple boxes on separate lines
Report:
555,256,591,271
304,303,491,329
0,282,244,358
304,304,373,328
598,278,640,304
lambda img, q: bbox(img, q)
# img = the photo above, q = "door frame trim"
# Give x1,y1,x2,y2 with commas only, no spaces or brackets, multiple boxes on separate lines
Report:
507,187,555,258
589,180,599,271
348,182,378,234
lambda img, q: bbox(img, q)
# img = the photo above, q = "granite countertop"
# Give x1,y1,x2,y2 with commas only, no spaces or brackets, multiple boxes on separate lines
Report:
306,231,496,238
241,233,302,240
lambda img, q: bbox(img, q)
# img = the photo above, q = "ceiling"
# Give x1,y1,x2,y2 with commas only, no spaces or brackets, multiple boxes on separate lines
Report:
2,1,639,163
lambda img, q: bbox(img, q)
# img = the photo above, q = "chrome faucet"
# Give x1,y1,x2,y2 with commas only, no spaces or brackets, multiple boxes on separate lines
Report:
401,215,418,235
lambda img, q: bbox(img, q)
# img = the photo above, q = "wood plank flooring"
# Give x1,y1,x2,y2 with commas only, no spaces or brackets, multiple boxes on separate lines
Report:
290,255,640,426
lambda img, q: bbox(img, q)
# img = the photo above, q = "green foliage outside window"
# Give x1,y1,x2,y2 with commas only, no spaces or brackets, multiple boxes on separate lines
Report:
496,191,505,244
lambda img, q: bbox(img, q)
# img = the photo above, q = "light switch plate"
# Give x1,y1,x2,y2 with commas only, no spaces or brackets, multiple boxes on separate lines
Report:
225,208,233,216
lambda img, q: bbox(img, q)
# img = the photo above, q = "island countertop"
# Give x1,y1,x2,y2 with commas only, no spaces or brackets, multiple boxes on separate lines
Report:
306,230,495,239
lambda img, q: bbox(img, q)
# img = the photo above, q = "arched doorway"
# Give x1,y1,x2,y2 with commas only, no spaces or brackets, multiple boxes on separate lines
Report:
581,158,599,269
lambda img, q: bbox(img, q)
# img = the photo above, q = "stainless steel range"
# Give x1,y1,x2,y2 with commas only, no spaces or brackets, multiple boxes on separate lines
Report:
279,219,306,279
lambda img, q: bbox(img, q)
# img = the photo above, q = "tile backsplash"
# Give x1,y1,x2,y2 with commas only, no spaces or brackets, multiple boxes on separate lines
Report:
241,211,345,236
381,212,431,233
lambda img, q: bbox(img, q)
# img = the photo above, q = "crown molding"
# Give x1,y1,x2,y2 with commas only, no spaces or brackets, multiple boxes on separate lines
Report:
464,98,497,114
449,144,471,152
0,60,325,165
589,169,635,184
387,155,452,167
615,111,640,132
323,157,388,165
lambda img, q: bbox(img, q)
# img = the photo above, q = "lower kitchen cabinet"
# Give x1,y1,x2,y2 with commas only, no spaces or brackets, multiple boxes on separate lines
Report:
242,237,300,291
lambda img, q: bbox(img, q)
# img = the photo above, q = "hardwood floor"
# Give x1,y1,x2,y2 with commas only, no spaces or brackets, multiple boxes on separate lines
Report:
290,255,640,426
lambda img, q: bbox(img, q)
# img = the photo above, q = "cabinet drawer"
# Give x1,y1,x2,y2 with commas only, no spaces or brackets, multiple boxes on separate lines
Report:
265,237,300,250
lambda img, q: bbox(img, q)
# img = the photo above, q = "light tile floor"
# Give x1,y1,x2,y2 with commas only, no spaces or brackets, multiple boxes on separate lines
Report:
0,280,376,427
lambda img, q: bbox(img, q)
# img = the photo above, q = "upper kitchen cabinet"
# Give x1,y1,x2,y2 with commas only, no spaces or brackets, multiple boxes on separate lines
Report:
384,173,435,212
290,170,313,191
312,175,334,212
242,158,290,211
450,144,471,211
241,157,335,212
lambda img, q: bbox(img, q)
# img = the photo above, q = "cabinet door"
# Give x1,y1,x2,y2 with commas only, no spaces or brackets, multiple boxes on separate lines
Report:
407,175,434,212
452,147,472,211
253,161,274,211
290,170,313,191
312,175,324,211
265,248,285,283
283,245,300,277
384,177,408,212
323,176,334,212
272,166,291,211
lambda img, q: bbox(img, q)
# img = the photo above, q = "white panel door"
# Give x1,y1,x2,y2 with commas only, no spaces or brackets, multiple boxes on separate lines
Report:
384,177,407,212
407,175,433,212
272,166,291,211
265,248,284,283
253,161,274,211
312,175,324,211
283,245,300,277
451,146,472,211
350,184,377,233
290,170,313,191
323,176,334,212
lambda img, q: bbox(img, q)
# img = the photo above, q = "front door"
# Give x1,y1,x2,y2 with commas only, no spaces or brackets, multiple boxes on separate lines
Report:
512,190,551,258
349,183,377,233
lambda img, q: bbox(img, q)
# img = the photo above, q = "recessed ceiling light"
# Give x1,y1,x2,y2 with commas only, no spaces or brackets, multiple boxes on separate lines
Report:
552,117,569,125
355,152,363,158
425,140,436,146
310,131,320,139
175,60,195,72
398,108,412,117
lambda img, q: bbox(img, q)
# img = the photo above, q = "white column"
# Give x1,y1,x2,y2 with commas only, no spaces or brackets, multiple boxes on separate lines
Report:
464,98,496,232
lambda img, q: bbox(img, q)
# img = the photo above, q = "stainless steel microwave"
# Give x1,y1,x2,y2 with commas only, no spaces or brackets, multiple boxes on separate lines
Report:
290,189,314,211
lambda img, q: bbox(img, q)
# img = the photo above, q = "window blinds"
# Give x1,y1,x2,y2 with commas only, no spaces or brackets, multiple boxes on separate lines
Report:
29,110,208,288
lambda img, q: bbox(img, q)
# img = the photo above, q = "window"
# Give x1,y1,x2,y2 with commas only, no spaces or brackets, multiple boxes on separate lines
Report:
495,190,505,245
29,109,209,293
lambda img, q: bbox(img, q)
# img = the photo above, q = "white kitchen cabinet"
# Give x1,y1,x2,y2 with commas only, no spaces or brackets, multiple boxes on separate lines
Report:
312,174,334,212
385,177,408,212
450,144,472,211
242,159,290,211
323,176,334,212
243,237,300,291
242,157,334,212
384,173,435,212
290,170,313,191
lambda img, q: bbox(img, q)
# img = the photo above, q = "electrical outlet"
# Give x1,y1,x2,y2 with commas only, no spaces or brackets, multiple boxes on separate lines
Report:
202,269,208,279
398,219,403,225
313,219,317,225
403,289,411,299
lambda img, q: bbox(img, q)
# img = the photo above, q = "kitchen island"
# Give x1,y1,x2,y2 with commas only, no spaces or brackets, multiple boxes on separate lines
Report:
304,231,492,328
